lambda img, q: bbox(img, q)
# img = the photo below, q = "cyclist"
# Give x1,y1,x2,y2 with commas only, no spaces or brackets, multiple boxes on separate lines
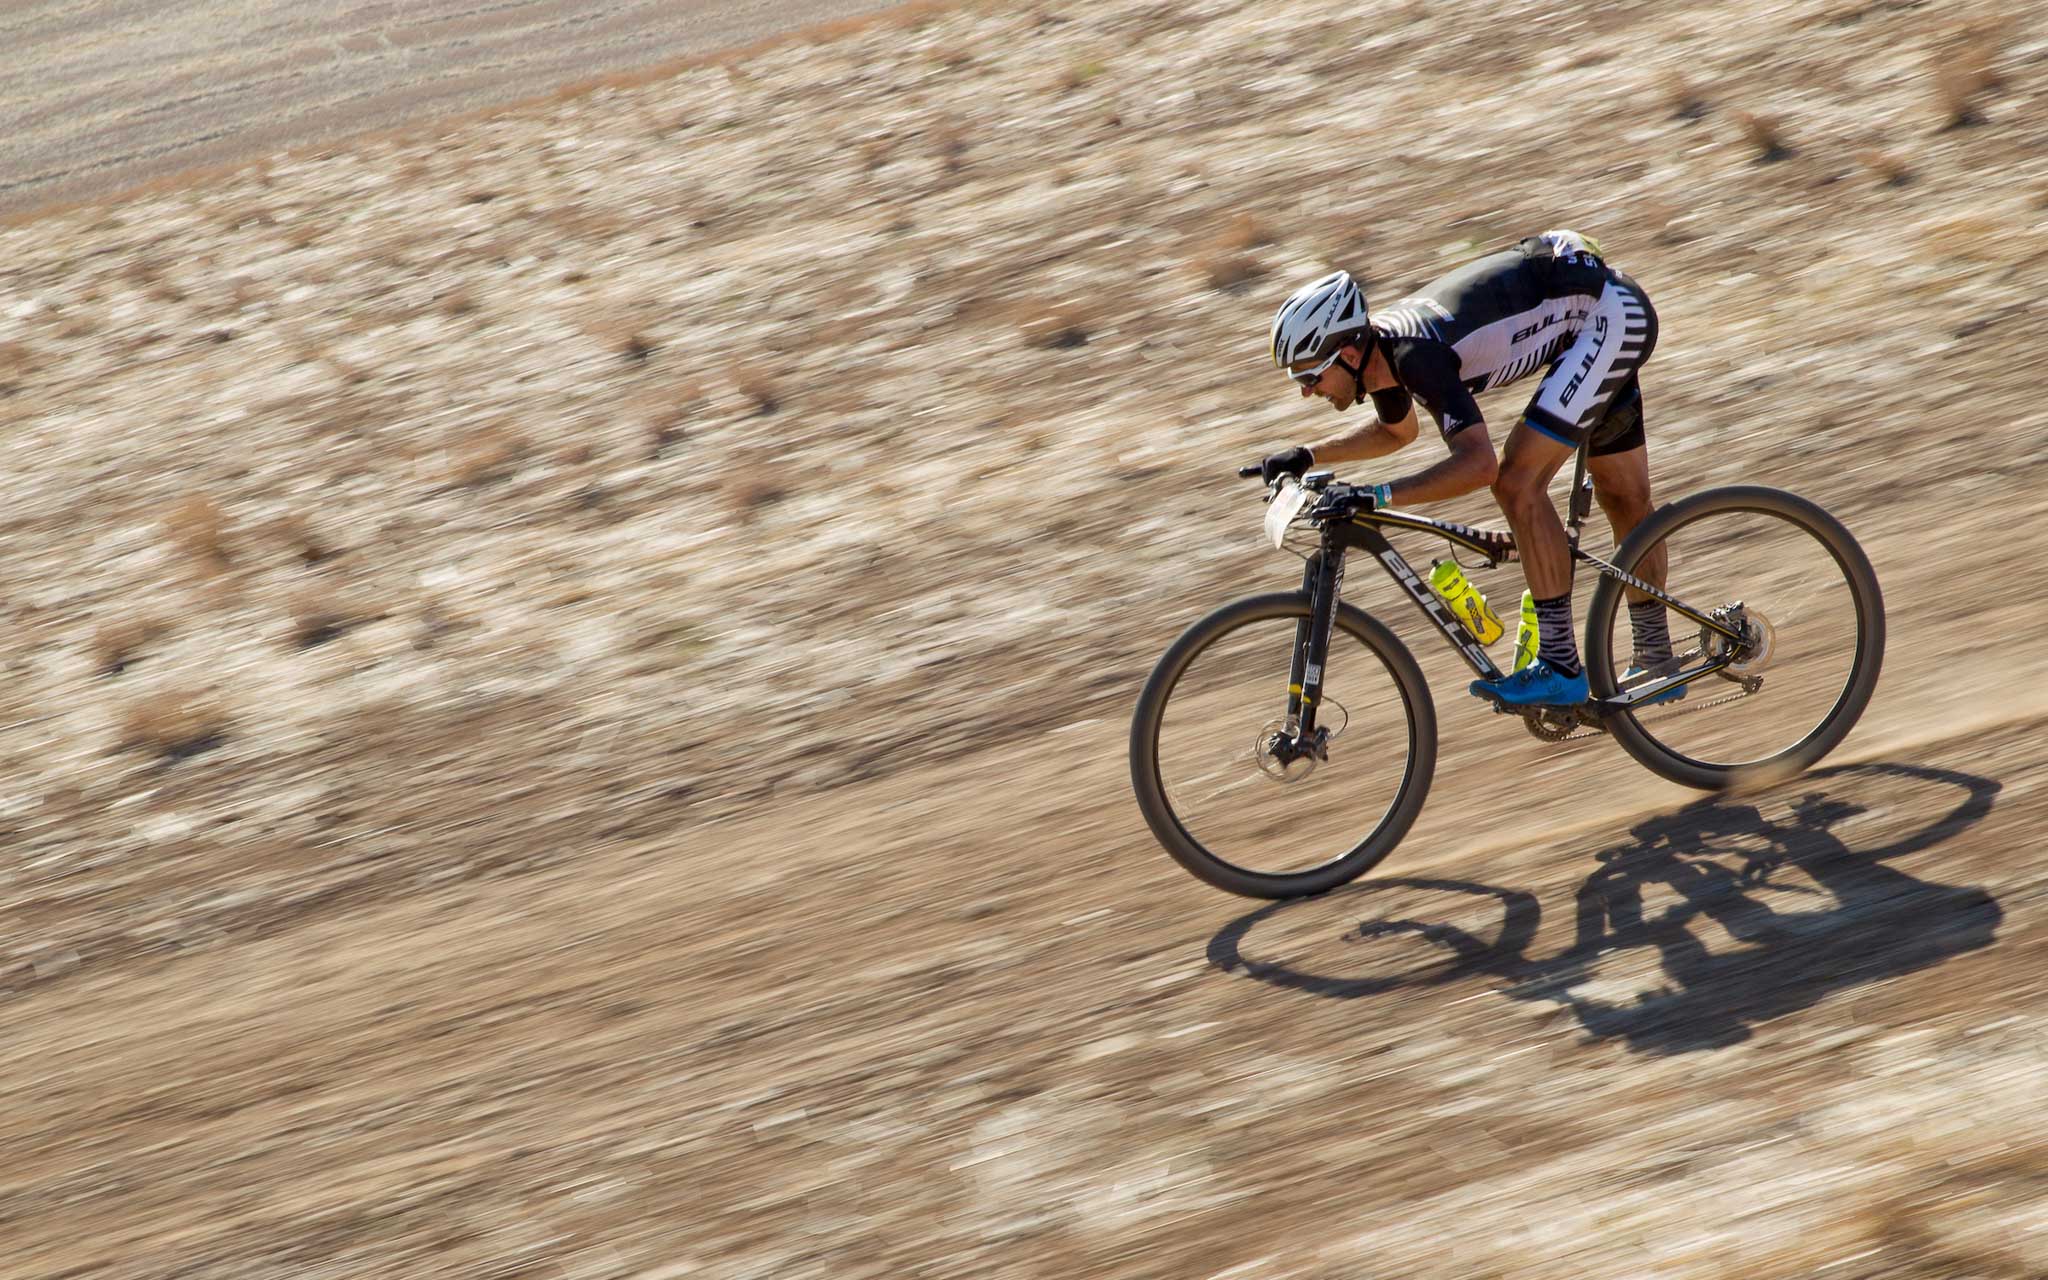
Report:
1257,230,1673,708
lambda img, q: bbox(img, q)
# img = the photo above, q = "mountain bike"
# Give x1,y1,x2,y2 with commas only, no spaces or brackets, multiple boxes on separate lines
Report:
1128,444,1885,899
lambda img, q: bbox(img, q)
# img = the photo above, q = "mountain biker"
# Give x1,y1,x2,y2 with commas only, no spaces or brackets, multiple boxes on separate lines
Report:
1257,230,1674,709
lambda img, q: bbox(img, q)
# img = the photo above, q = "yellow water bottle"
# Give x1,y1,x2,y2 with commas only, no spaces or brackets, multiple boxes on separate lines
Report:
1427,560,1505,646
1513,589,1539,672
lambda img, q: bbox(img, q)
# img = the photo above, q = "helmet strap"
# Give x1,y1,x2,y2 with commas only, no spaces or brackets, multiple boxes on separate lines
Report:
1334,330,1378,405
1331,344,1362,405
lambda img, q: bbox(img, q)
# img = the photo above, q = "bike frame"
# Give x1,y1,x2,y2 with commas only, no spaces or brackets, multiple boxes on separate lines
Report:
1284,444,1749,736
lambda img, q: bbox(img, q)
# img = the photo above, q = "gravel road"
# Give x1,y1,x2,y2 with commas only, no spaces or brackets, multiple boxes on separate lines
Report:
0,0,905,217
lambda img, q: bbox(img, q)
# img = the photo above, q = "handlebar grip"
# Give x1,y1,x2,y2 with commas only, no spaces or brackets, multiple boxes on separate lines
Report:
1237,464,1263,479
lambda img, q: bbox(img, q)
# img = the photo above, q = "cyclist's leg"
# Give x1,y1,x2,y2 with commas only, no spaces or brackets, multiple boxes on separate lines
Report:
1476,417,1593,702
1585,383,1678,682
1545,270,1656,591
1507,274,1655,695
1479,420,1588,703
1494,422,1577,599
1586,383,1665,598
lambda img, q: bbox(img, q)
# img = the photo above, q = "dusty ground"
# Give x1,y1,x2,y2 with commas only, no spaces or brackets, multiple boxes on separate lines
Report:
1,0,2046,1276
0,0,911,217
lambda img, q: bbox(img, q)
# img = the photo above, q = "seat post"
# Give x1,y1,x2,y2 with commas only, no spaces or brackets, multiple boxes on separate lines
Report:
1564,435,1595,546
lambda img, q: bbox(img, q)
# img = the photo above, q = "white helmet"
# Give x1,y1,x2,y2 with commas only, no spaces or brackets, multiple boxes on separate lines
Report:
1270,270,1369,380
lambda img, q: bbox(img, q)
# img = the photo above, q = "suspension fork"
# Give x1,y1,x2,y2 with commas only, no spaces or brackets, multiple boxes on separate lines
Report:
1285,545,1344,736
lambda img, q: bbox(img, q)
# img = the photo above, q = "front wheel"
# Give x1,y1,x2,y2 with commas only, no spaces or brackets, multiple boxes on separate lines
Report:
1584,485,1885,791
1130,593,1437,899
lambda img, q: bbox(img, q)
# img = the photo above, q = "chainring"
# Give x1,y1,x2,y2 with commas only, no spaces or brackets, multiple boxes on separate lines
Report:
1521,705,1604,742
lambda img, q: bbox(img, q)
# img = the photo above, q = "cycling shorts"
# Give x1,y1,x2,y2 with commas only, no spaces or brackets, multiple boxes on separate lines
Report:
1523,271,1658,455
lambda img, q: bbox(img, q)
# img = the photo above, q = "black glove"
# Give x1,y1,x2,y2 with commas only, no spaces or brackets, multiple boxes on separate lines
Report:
1258,446,1314,485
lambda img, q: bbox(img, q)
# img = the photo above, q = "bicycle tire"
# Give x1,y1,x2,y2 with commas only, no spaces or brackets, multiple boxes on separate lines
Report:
1584,485,1885,791
1130,592,1437,899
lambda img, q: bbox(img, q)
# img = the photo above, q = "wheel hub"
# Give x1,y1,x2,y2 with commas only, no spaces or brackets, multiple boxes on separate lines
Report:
1254,719,1325,782
1704,603,1777,676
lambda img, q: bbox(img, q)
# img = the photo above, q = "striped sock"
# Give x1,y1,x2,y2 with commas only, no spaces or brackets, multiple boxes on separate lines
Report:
1629,598,1673,666
1534,593,1581,677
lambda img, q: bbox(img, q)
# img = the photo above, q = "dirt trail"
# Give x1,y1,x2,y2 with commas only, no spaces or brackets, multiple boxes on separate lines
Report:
0,0,2045,1275
0,0,910,217
3,707,2040,1277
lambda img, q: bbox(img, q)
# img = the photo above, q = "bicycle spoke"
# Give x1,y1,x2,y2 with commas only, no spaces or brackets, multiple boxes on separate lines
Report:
1590,498,1875,775
1148,608,1422,883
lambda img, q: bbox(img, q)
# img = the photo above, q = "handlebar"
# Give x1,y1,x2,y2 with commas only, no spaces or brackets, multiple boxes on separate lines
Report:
1239,465,1337,495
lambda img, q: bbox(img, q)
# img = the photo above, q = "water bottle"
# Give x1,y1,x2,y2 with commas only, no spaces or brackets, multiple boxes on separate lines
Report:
1512,589,1539,672
1427,560,1504,646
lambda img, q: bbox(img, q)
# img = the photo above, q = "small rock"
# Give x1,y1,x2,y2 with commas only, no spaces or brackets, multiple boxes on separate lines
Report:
31,948,81,980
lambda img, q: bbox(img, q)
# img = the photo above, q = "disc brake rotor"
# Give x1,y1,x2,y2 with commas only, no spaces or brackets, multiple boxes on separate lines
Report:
1727,609,1776,676
1703,604,1777,677
1254,718,1319,782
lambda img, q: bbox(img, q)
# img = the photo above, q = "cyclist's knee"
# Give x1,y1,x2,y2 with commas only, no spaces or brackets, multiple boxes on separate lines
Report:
1491,465,1548,515
1595,482,1651,524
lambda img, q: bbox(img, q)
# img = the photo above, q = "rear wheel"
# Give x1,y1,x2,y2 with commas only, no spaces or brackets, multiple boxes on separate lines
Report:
1130,593,1436,898
1584,486,1885,790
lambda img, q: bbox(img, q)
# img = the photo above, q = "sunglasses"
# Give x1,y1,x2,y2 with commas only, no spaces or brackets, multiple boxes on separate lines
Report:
1288,349,1345,388
1285,330,1372,388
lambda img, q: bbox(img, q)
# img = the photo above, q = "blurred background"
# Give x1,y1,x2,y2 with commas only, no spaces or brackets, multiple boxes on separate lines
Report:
0,0,2043,1276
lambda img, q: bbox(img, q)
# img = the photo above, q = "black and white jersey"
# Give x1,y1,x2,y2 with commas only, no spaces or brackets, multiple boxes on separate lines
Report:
1371,231,1656,445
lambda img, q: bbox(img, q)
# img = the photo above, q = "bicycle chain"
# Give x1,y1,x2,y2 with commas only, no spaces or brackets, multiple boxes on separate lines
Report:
1542,684,1756,742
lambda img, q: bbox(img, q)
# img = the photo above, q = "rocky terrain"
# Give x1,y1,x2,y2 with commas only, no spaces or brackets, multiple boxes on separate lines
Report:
0,0,2045,1275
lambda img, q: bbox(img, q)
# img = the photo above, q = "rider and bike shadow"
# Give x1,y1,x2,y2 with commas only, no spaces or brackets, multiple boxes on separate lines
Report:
1206,762,2004,1055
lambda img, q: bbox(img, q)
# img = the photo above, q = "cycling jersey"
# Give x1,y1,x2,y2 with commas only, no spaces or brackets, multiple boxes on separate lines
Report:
1370,231,1658,453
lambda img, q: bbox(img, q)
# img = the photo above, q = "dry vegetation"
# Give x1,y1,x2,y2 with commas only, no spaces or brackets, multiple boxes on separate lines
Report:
91,613,166,675
1,0,2047,1276
1193,212,1276,291
115,687,230,759
733,366,782,414
162,494,228,563
267,512,333,565
1930,17,2009,128
1856,146,1913,187
1658,69,1708,121
1730,108,1792,162
1013,297,1097,349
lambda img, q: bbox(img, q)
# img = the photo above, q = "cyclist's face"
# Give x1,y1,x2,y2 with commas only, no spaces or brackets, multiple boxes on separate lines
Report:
1292,347,1360,411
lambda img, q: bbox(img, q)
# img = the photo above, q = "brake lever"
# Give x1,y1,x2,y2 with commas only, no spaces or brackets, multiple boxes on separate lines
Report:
1308,482,1364,517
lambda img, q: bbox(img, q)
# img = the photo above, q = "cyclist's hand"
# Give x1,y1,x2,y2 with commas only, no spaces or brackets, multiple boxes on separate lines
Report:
1257,446,1314,485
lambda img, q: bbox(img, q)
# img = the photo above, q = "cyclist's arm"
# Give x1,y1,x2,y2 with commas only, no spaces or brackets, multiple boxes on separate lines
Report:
1326,337,1495,500
1380,422,1498,505
1303,397,1417,465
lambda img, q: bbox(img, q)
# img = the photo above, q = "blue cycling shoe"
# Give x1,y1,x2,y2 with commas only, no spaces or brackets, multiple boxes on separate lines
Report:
1624,664,1689,705
1469,658,1589,708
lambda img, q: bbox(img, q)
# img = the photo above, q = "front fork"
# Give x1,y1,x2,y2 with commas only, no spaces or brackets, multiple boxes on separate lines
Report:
1283,548,1343,745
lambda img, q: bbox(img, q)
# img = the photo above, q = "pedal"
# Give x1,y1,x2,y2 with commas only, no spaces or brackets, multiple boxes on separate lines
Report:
1470,681,1594,717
